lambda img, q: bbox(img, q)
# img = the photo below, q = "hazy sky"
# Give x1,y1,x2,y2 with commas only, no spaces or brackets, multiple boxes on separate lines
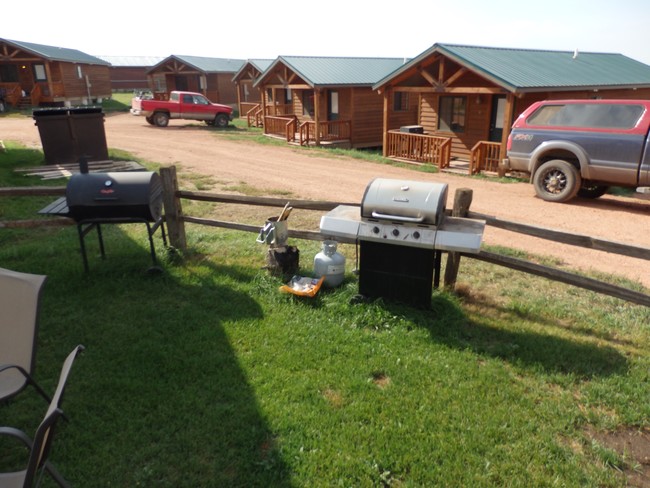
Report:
4,0,650,65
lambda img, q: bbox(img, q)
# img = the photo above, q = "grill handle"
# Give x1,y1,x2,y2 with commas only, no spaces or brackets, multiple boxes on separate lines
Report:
371,211,425,223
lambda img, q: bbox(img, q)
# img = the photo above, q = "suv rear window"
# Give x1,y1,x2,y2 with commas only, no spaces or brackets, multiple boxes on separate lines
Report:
526,103,644,129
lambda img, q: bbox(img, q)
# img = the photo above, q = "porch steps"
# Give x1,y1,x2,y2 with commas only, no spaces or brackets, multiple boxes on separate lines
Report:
16,97,31,110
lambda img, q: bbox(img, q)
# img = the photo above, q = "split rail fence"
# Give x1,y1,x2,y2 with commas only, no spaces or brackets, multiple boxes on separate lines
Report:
2,165,649,307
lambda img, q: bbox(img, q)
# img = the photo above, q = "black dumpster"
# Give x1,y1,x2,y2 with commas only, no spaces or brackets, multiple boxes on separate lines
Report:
33,107,109,165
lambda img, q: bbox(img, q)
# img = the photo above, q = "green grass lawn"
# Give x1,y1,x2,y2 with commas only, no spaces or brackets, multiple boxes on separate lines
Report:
0,142,649,487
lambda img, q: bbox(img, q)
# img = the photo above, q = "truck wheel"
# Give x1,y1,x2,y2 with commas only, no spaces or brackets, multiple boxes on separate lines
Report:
577,184,609,199
153,112,169,127
214,114,229,128
533,159,581,202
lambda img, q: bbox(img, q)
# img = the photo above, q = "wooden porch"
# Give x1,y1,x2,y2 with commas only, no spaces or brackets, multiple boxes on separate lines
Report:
242,103,292,127
386,131,503,175
263,115,352,147
0,81,65,109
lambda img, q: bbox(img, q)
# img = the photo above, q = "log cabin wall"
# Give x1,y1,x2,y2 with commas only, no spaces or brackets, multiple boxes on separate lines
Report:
386,91,419,130
59,63,111,102
419,93,491,160
207,73,238,106
350,87,386,147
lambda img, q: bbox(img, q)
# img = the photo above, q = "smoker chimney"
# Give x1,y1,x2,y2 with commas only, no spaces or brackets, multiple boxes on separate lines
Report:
78,156,88,174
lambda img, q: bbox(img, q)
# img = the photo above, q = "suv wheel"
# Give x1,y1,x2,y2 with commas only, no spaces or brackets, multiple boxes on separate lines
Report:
533,159,581,202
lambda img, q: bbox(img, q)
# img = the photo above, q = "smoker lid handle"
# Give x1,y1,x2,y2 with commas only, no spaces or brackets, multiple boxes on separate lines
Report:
371,211,424,223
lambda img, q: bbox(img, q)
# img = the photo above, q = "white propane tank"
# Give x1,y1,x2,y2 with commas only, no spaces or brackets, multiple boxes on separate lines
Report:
313,240,346,287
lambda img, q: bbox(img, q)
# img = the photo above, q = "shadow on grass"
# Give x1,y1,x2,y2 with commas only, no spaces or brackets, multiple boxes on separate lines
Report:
1,227,293,487
382,294,628,380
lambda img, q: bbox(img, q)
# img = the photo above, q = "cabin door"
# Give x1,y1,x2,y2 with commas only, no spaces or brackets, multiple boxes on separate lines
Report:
328,90,339,121
175,75,189,91
489,95,507,142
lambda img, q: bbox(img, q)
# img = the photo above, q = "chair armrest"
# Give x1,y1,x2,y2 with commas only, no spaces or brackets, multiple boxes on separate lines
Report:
0,426,34,449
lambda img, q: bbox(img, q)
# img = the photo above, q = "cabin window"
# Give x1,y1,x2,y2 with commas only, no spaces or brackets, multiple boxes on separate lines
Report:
302,91,315,116
0,64,18,82
33,64,47,81
77,66,83,79
286,88,292,104
267,89,273,102
393,92,409,112
438,96,466,133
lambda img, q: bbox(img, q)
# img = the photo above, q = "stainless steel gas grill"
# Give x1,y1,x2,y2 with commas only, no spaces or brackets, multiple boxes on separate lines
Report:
320,178,485,307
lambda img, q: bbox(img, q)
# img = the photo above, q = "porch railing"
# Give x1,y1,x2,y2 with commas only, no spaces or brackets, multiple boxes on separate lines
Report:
299,120,352,146
0,83,21,107
245,104,263,127
386,130,451,168
264,115,298,142
469,141,501,175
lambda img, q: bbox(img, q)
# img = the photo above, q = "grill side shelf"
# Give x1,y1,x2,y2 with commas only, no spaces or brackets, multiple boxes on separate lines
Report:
38,196,69,216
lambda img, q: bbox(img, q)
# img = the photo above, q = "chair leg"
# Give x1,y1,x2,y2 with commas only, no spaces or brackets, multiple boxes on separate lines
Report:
44,461,71,488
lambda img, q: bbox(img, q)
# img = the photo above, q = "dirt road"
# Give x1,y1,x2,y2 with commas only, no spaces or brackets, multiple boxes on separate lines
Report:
3,113,649,288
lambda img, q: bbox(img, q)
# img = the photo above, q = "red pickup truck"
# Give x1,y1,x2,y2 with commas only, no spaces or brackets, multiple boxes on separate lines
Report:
130,91,233,128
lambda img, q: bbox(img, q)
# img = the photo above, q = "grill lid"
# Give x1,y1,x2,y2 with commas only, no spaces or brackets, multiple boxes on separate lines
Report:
66,171,163,222
361,178,447,226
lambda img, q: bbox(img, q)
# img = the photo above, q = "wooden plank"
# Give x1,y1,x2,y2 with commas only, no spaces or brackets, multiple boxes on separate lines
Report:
467,210,650,261
177,191,358,211
0,187,66,196
469,250,650,307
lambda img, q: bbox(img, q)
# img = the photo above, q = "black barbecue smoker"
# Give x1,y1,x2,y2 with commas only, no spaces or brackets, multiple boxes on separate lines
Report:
319,178,485,308
39,162,167,272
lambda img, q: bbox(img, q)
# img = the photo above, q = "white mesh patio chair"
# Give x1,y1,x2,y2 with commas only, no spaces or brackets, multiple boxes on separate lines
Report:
0,344,84,488
0,267,50,404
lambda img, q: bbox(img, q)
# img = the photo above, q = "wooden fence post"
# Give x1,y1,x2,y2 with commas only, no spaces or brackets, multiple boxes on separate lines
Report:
160,165,187,251
443,188,473,290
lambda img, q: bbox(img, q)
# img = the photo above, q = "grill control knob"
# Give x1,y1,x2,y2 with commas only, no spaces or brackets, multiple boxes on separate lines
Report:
372,226,380,234
392,229,400,237
413,231,420,239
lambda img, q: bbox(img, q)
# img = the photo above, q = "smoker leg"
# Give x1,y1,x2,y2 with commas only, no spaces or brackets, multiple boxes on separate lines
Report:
151,218,167,247
96,223,106,260
145,222,158,267
77,224,90,273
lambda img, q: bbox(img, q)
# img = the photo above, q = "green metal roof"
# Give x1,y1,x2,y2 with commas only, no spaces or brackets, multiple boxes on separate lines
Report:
151,55,245,74
2,38,110,66
374,43,650,92
232,59,274,82
256,56,409,88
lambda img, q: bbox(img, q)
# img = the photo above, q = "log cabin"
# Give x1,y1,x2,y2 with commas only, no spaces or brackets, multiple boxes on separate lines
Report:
232,59,273,123
372,43,650,173
0,38,111,109
96,56,164,92
253,56,415,148
145,55,245,107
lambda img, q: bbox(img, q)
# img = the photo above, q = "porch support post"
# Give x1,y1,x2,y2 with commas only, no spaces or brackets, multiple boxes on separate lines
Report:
272,88,277,115
381,87,390,157
261,85,268,133
499,94,516,173
314,88,321,146
235,81,241,116
45,63,54,100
